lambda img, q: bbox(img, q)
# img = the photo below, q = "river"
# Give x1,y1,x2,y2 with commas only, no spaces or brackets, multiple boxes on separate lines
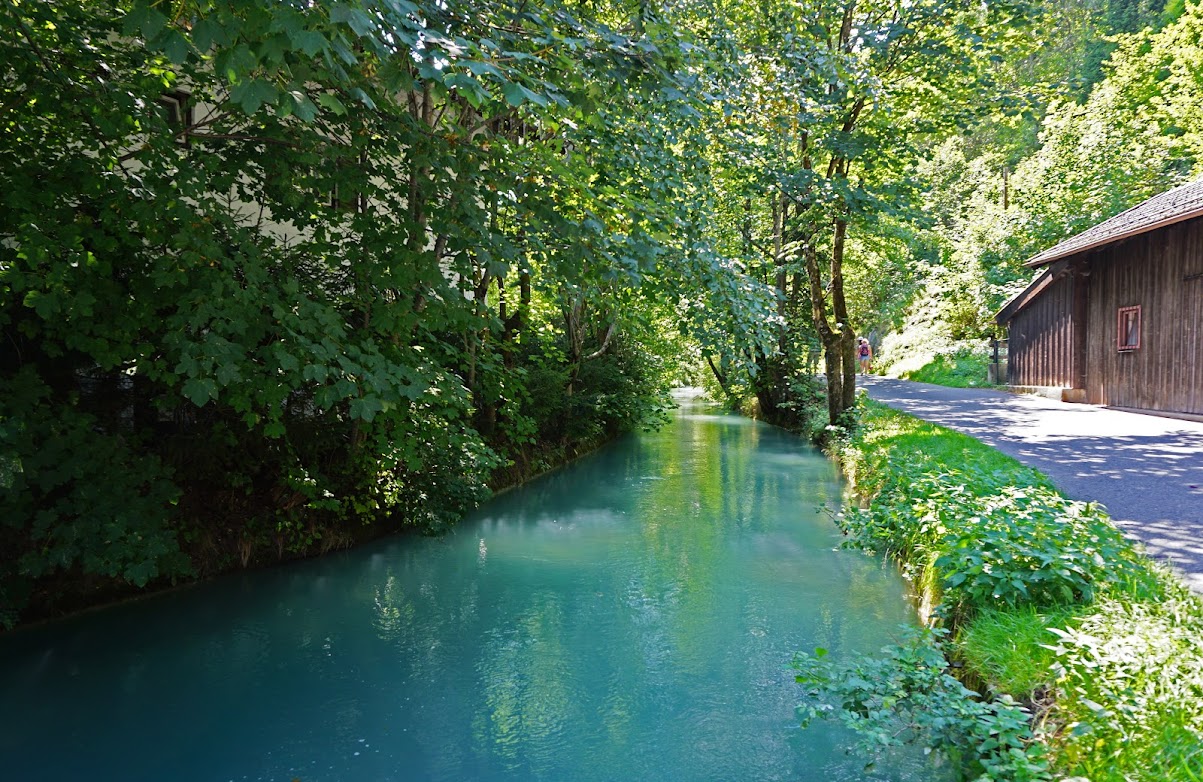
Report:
0,390,937,781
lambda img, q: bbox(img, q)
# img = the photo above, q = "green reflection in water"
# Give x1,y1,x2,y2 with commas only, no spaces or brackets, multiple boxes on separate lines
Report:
0,391,943,782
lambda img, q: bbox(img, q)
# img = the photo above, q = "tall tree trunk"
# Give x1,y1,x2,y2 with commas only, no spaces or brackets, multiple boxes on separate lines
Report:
831,216,857,418
774,191,788,354
706,355,732,397
562,293,585,396
802,239,843,425
753,190,789,417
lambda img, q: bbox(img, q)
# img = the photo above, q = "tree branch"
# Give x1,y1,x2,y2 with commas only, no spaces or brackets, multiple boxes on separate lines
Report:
584,321,617,361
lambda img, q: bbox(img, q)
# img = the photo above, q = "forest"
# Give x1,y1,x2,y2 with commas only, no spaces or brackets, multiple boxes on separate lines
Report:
1,0,1198,625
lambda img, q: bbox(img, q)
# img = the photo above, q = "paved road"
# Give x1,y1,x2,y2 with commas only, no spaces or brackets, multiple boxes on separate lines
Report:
860,377,1203,591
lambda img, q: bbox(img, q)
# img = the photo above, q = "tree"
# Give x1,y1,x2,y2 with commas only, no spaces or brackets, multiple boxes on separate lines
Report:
0,0,778,624
693,0,1030,426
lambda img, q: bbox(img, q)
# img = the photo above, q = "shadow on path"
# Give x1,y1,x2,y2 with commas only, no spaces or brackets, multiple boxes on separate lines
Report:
861,377,1203,591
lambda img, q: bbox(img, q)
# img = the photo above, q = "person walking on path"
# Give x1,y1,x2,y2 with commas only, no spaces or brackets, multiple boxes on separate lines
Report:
857,338,873,375
859,376,1203,592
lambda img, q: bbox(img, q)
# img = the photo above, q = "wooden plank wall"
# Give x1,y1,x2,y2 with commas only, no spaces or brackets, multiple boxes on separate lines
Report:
1008,274,1076,387
1086,217,1203,414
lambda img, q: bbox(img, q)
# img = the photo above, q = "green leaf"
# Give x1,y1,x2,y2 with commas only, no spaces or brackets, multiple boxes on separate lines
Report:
215,363,241,386
291,30,328,57
330,4,376,38
191,18,226,52
288,91,319,122
122,3,167,40
502,82,527,107
121,4,150,37
317,92,348,115
445,73,488,107
230,79,279,115
349,87,376,109
518,85,548,107
182,378,216,407
161,30,191,64
465,60,504,78
349,397,383,422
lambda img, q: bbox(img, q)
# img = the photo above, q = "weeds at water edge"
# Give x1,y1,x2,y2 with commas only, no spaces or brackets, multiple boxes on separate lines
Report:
799,399,1203,781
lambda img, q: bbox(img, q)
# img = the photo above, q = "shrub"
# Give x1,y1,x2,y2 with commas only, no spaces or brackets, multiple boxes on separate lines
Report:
840,463,1138,620
794,628,1052,782
935,487,1137,613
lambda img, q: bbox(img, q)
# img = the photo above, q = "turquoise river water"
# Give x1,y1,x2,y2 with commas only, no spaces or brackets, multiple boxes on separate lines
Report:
0,391,941,781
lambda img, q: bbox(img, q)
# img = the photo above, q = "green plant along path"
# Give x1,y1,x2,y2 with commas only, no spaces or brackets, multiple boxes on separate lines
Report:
804,401,1203,781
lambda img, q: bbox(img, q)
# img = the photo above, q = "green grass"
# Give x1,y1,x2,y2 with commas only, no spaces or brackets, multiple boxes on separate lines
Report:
898,348,993,388
834,398,1203,781
958,606,1074,698
844,399,1050,497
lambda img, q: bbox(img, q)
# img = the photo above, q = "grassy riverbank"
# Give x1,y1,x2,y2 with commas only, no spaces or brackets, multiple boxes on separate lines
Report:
803,399,1203,781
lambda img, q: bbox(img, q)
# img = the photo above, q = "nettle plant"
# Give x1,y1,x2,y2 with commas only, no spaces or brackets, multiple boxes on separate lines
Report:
935,487,1137,614
841,466,1138,617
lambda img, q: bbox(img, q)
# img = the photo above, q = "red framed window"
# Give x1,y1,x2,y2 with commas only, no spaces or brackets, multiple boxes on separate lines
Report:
1117,305,1141,351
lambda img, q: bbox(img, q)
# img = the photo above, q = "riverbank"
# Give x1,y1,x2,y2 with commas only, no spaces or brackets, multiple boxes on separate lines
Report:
0,385,933,782
8,428,623,632
815,399,1203,780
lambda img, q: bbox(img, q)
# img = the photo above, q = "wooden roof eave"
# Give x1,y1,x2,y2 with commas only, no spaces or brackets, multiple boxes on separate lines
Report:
1024,204,1203,268
994,259,1073,324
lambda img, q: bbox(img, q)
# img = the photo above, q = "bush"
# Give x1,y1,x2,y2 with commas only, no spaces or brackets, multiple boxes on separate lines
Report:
935,487,1137,613
0,371,189,627
840,466,1138,620
794,628,1052,782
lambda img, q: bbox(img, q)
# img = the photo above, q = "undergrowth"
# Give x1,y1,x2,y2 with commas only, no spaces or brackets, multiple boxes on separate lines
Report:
898,348,994,388
795,398,1203,781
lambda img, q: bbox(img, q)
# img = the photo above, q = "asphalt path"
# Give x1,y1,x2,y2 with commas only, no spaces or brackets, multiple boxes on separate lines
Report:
860,376,1203,591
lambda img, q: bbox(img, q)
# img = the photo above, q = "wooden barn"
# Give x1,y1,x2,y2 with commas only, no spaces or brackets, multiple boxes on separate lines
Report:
996,179,1203,415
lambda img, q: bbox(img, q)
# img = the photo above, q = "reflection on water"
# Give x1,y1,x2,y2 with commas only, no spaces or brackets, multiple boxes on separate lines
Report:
0,390,939,782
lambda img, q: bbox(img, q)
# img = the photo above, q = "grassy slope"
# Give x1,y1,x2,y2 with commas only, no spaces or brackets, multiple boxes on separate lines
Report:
897,349,994,388
839,400,1203,781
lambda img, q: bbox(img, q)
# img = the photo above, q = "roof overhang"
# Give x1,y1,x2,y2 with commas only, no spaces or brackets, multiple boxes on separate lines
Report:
995,259,1071,324
1002,178,1203,321
1024,205,1203,267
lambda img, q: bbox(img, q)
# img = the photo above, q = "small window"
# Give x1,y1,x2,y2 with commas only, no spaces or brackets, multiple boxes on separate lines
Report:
156,90,192,146
1117,305,1141,351
329,153,366,213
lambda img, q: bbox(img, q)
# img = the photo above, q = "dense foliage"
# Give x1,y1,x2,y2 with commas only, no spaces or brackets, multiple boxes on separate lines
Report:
794,629,1052,782
0,0,781,625
843,471,1138,618
877,0,1203,378
808,400,1203,780
692,0,1034,427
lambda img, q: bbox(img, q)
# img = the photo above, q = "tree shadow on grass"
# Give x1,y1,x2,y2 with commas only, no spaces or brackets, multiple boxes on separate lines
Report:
862,378,1203,588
